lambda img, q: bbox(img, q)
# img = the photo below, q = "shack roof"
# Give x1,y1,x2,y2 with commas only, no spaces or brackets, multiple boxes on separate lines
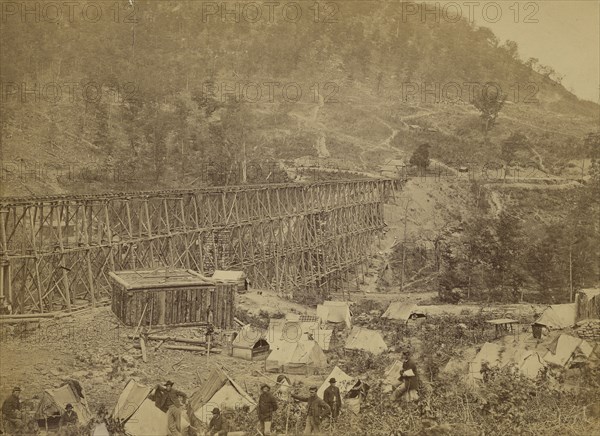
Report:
109,269,214,290
579,288,600,298
212,270,247,281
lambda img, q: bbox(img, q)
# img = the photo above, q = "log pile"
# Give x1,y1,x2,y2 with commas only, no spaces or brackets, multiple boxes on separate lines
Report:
575,319,600,341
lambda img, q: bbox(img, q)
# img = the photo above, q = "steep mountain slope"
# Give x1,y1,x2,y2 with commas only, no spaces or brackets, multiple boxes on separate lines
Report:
1,1,598,197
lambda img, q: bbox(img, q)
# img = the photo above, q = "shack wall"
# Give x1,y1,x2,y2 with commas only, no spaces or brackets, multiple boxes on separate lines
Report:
576,291,600,322
111,283,235,328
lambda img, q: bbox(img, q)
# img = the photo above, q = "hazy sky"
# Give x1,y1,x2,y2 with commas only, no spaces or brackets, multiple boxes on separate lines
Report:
435,0,600,103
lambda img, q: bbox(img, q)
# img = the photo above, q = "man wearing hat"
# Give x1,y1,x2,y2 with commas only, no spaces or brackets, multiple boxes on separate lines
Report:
207,407,228,436
257,384,278,435
154,381,188,413
59,403,79,429
1,387,23,435
291,386,331,434
323,378,342,419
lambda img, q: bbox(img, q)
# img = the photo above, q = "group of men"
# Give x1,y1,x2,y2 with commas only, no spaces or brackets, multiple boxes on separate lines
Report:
1,386,79,435
157,379,336,436
2,352,419,436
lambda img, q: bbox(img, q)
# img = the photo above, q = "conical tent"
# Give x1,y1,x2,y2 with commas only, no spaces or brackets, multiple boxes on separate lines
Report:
189,367,256,424
344,327,388,355
266,340,328,374
35,382,93,425
112,380,189,436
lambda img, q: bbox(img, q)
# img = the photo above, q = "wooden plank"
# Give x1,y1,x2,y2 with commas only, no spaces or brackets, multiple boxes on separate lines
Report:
140,337,147,363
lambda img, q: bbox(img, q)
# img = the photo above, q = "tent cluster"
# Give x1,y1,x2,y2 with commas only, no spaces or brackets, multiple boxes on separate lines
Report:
111,367,256,436
230,302,354,373
230,302,410,374
468,334,595,381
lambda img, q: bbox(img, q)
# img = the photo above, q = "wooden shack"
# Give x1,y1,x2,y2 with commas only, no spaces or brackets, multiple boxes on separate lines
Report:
109,269,235,328
576,288,600,322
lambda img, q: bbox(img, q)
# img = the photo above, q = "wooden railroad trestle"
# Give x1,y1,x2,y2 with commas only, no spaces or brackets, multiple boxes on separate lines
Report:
0,179,395,313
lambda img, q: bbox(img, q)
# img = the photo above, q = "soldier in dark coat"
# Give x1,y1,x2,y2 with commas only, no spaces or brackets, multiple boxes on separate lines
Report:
394,351,420,402
257,384,278,435
291,386,331,434
1,387,23,435
323,378,342,419
59,403,79,429
207,407,228,436
154,381,188,413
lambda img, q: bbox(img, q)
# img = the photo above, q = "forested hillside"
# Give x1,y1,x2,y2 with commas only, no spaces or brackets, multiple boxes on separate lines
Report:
1,1,598,195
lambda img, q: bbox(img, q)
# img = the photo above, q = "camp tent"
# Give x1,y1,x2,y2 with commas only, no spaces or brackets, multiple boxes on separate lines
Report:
35,382,93,426
543,334,593,367
317,366,356,399
112,380,189,436
317,301,352,328
533,304,577,330
266,340,328,374
344,327,388,355
468,343,546,380
382,303,427,322
231,325,270,360
189,367,256,424
316,366,369,414
268,318,319,345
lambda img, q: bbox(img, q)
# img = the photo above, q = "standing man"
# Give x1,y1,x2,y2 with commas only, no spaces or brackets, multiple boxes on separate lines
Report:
1,387,23,435
323,378,342,419
167,396,183,436
257,384,278,435
59,403,79,429
291,386,331,434
394,350,420,402
154,381,188,413
207,407,228,436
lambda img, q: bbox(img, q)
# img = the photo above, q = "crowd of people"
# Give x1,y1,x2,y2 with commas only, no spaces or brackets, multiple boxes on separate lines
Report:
1,352,420,435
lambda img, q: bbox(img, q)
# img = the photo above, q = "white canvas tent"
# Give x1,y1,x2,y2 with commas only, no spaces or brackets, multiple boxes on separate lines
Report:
112,380,189,436
189,367,256,424
468,343,546,380
35,382,93,425
543,334,593,367
382,302,427,322
534,304,577,330
317,366,356,399
266,340,328,374
344,327,388,355
317,366,369,414
317,301,352,328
